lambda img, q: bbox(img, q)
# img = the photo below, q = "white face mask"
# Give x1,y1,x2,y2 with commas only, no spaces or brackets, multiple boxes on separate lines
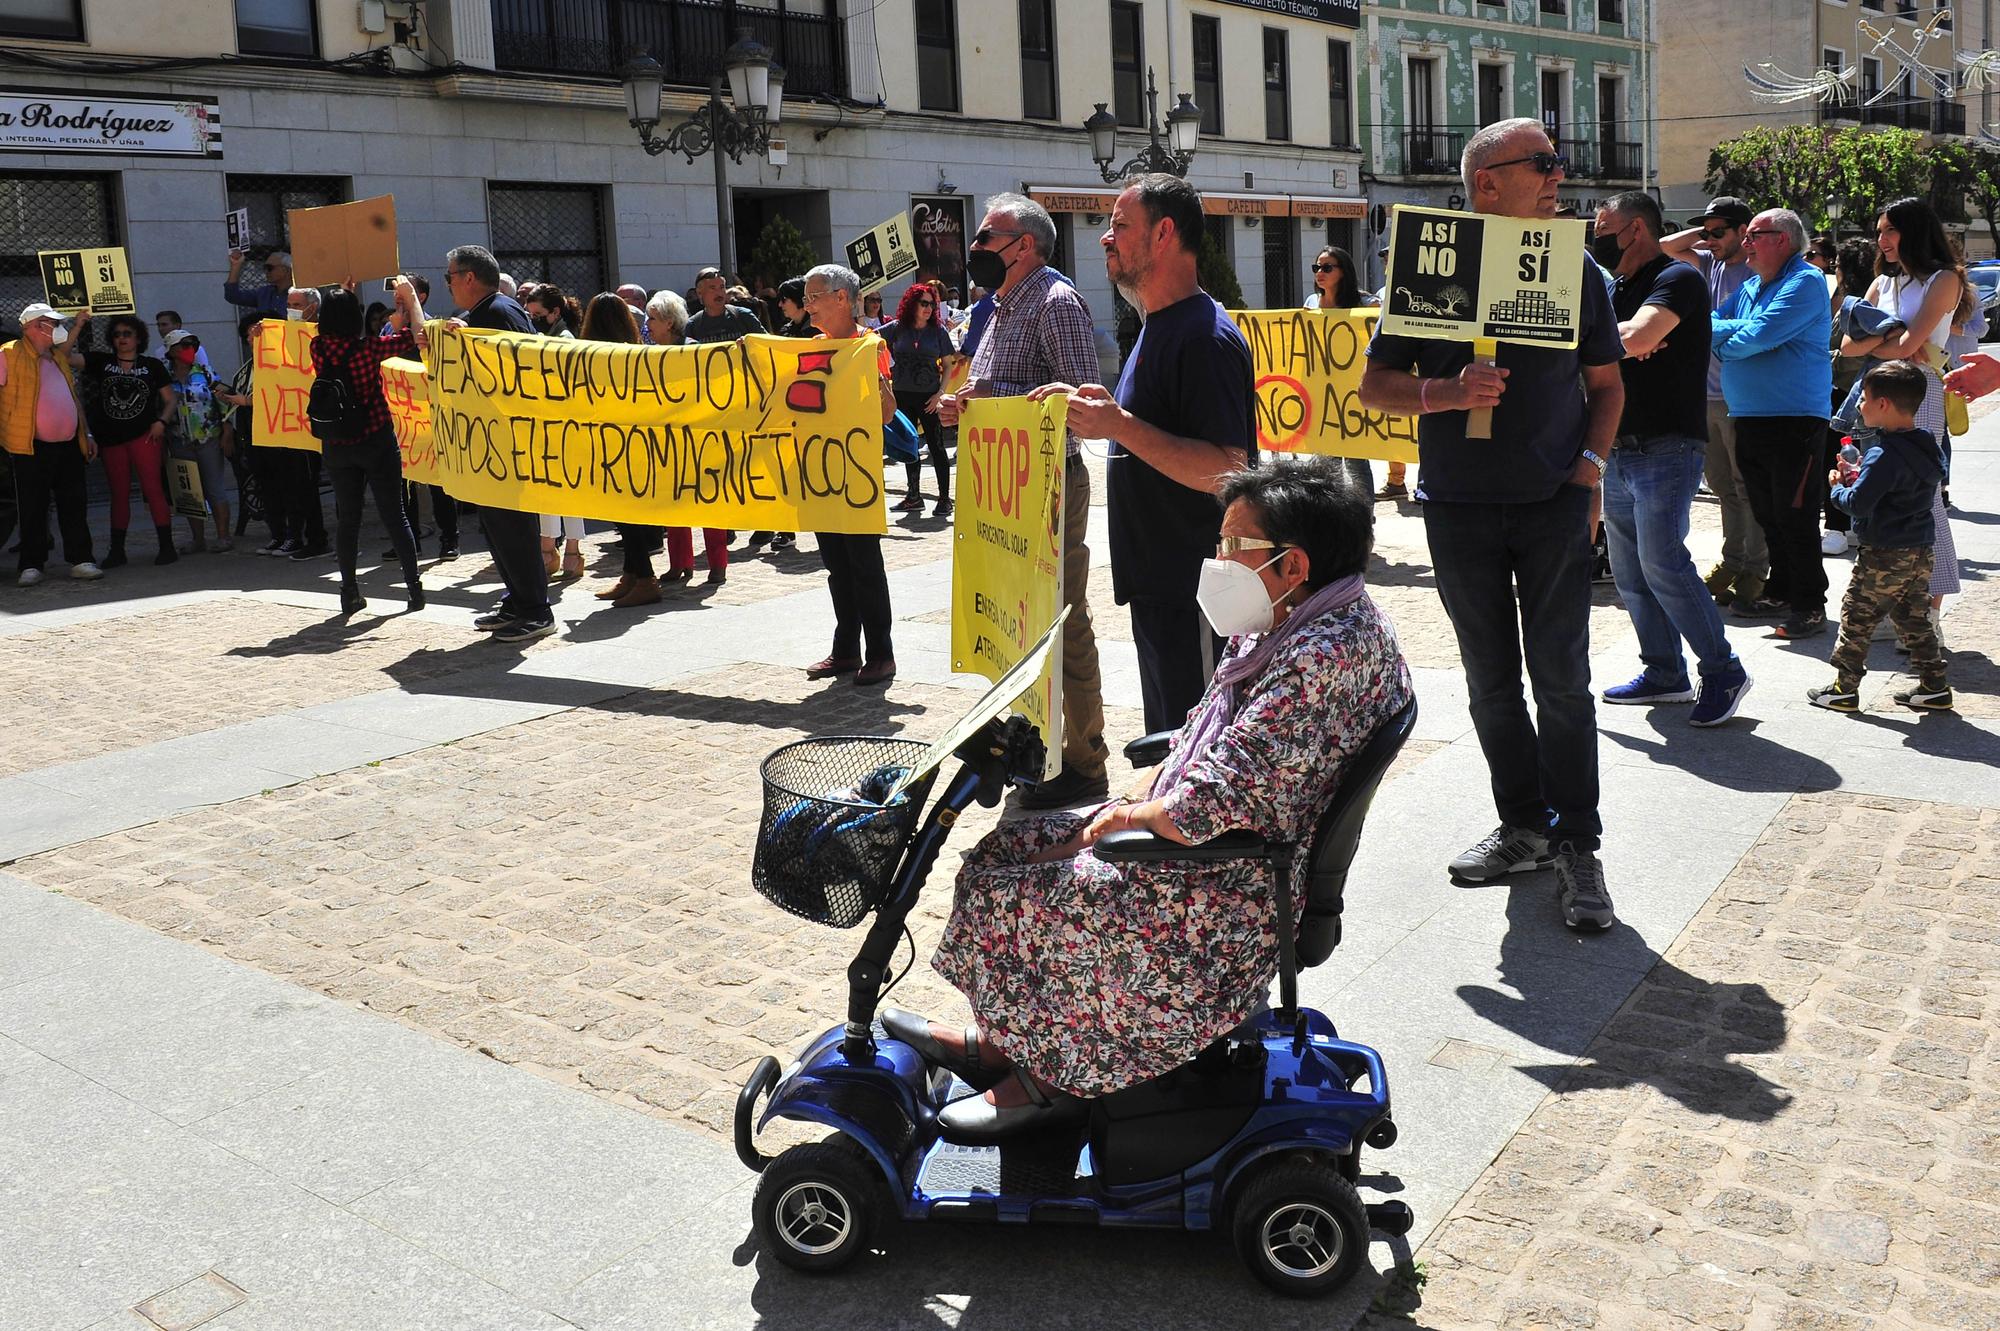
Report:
1196,551,1287,637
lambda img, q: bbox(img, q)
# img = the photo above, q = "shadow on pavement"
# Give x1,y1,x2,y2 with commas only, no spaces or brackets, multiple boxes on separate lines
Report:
1603,711,1842,793
1458,884,1790,1123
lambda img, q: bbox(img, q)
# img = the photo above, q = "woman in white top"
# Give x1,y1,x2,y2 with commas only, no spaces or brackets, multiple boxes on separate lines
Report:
525,285,588,580
1839,196,1964,611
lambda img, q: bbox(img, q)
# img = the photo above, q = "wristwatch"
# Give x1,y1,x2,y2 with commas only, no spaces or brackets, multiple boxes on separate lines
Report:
1581,448,1608,476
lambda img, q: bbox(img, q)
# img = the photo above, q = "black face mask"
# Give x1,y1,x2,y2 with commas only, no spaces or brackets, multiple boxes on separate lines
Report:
965,233,1027,291
1590,224,1627,269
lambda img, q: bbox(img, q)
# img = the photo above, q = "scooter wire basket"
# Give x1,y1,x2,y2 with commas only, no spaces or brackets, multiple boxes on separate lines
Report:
753,736,938,929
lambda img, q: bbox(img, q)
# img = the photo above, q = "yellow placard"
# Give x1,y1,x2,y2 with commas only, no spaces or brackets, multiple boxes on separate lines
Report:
39,246,136,315
1230,308,1418,464
950,395,1067,780
252,318,318,451
253,321,888,535
166,457,207,520
1377,206,1588,350
844,211,920,297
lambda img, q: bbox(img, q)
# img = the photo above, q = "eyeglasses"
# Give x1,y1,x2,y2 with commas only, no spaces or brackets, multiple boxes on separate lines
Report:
972,228,1024,248
1485,151,1570,176
1216,535,1288,557
915,299,935,307
1741,229,1782,244
1312,262,1341,273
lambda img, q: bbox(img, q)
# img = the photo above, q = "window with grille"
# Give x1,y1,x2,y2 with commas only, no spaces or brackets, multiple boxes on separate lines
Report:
916,0,961,112
1019,0,1057,121
488,183,607,298
1262,216,1298,307
1,0,82,40
0,172,118,338
225,174,346,296
236,0,319,57
1193,16,1223,136
1111,2,1144,128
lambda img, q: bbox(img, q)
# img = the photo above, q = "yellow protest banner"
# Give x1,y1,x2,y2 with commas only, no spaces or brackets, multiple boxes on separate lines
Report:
252,318,318,452
1229,308,1417,464
252,322,888,535
381,357,436,483
951,395,1067,780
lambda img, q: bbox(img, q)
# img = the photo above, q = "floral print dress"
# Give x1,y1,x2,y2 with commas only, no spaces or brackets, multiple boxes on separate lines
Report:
932,594,1413,1097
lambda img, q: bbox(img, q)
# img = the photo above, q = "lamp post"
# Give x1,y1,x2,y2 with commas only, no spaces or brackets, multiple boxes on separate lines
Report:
1085,66,1200,183
1826,194,1844,242
620,30,786,279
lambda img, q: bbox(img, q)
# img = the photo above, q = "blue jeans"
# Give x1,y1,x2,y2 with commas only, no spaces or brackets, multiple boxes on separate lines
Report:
1423,484,1600,851
1602,435,1738,685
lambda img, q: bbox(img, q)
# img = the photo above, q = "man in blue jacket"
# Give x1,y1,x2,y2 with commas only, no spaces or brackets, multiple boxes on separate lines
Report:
1711,208,1833,639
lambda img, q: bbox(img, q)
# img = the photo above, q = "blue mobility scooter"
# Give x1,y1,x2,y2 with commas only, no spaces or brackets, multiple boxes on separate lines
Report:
735,700,1418,1296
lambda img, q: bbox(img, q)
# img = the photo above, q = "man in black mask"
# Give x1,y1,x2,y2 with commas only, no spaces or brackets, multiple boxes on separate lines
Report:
937,193,1111,808
1590,191,1750,729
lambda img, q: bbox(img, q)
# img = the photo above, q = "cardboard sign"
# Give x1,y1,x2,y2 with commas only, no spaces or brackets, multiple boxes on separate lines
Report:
38,246,135,315
167,457,208,520
1231,308,1418,463
950,395,1068,780
1377,205,1588,350
287,194,399,288
844,212,919,296
225,206,250,250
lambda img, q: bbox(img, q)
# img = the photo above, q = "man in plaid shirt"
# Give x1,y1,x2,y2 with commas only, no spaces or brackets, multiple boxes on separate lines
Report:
940,193,1110,808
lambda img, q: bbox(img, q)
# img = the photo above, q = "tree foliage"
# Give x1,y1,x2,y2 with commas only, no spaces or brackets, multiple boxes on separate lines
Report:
1704,125,1943,233
747,214,819,287
1196,225,1245,309
1946,140,2000,244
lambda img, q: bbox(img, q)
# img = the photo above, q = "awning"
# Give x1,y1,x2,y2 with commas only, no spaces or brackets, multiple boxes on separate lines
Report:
1027,186,1367,221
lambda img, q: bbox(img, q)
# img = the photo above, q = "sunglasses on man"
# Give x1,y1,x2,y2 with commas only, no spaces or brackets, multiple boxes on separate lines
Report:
1486,151,1571,176
972,228,1025,248
1697,225,1737,241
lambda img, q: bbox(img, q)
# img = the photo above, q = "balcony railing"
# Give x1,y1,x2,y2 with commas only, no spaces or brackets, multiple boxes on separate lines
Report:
1556,137,1594,176
1597,139,1641,178
490,0,849,99
1402,128,1463,176
1936,100,1968,135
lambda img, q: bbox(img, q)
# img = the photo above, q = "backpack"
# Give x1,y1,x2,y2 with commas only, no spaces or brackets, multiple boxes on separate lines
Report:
306,360,368,441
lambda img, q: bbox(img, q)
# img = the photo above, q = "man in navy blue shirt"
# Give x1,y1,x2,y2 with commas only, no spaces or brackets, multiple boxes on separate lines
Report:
437,243,552,644
1362,118,1626,931
1038,174,1255,733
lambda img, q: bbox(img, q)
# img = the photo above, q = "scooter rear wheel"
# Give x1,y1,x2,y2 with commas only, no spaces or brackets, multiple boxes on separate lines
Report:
1231,1161,1369,1297
753,1139,885,1273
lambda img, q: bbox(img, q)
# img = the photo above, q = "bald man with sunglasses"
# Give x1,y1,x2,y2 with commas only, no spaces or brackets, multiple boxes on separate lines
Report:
1361,117,1626,932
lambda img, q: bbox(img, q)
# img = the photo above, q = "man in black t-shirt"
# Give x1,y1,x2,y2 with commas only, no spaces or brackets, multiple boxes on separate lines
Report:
1362,118,1624,932
1591,192,1750,730
1041,174,1255,733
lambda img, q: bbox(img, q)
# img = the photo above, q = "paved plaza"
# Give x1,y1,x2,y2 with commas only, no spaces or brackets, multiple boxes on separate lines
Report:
3,432,1998,1330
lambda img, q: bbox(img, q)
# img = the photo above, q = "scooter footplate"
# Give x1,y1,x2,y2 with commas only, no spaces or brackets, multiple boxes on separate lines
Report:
918,1141,1080,1198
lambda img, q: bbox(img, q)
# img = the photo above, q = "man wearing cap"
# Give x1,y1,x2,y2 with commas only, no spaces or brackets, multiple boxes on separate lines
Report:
1662,197,1766,609
225,249,294,318
1,303,102,584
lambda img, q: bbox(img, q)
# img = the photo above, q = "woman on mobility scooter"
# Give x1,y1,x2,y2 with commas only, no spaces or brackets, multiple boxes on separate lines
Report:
887,457,1412,1134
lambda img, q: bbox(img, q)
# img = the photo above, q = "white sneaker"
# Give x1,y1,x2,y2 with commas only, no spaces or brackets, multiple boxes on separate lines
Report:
70,562,104,580
17,567,42,587
1820,530,1850,556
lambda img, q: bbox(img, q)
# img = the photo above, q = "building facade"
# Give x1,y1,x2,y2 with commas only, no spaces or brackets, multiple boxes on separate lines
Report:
1656,0,1992,234
1359,0,1656,277
0,0,1386,377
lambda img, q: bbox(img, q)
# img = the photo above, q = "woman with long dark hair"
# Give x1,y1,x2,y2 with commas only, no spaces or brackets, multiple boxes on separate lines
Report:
526,283,588,579
79,312,176,566
883,281,956,517
1304,245,1372,311
309,281,424,615
1839,196,1964,621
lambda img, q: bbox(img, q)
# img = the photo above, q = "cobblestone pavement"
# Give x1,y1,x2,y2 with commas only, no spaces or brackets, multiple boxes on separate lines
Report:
1363,790,2000,1331
10,665,1144,1140
0,597,473,778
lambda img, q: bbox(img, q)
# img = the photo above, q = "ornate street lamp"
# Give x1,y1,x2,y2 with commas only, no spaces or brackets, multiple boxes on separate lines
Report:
620,30,788,277
1086,67,1199,183
1826,194,1844,241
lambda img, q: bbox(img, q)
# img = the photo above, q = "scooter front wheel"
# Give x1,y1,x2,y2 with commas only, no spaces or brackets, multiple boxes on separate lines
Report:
1230,1161,1369,1297
753,1140,885,1273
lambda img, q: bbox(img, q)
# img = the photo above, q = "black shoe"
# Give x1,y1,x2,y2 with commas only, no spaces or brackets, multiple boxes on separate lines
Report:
407,585,426,612
770,533,794,551
339,584,365,615
437,545,459,561
289,543,329,562
1018,765,1112,810
1774,611,1826,639
933,498,953,519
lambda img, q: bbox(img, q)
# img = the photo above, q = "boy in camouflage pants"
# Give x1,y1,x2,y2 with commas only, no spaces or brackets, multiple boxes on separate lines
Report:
1808,361,1951,713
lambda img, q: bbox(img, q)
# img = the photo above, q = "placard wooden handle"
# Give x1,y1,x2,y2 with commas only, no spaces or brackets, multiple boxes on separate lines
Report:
1465,339,1498,440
